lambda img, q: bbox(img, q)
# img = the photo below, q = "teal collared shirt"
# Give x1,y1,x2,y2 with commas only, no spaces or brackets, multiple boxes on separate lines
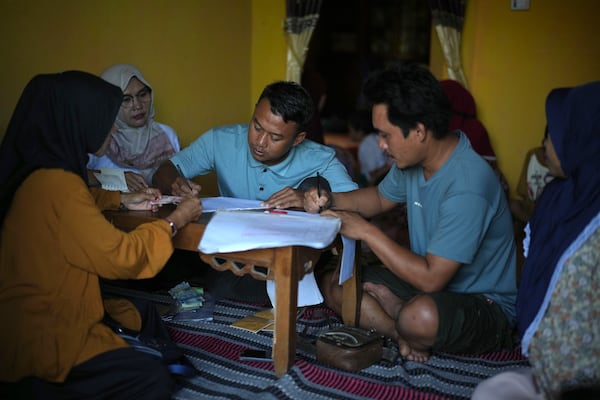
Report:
379,132,517,323
171,124,357,201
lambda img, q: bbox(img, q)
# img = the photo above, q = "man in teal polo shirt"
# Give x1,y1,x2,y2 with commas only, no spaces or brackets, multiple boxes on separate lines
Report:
304,63,516,362
153,81,357,302
153,81,357,205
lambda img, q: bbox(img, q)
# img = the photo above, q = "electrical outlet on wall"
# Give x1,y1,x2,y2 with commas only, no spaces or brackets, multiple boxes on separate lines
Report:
511,0,530,10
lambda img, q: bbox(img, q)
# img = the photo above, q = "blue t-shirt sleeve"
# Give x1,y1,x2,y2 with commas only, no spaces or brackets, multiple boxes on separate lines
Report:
378,165,407,202
170,129,216,177
427,193,491,264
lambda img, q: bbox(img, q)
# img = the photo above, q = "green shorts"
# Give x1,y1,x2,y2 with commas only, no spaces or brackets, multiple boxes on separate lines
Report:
362,264,514,354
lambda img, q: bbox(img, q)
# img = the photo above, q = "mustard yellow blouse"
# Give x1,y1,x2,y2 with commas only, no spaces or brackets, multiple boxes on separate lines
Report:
0,169,174,382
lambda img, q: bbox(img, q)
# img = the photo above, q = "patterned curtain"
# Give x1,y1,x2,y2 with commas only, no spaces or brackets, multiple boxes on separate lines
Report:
284,0,323,82
429,0,467,87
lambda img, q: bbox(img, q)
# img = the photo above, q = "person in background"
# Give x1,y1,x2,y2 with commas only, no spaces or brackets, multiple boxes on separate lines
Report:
301,61,327,144
440,79,510,199
0,71,202,399
510,127,555,279
347,109,391,187
472,81,600,400
153,80,357,303
304,62,516,363
327,143,360,183
510,126,554,224
88,64,180,192
347,109,408,247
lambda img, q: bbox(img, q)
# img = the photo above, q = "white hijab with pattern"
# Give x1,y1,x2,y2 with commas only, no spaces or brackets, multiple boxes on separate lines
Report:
101,64,175,180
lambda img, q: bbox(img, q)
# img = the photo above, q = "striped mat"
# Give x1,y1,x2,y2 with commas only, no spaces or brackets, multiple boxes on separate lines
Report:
164,299,529,400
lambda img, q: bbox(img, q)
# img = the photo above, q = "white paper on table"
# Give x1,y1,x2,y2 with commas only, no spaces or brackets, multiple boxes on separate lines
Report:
93,168,128,192
338,235,356,285
200,196,266,212
198,210,341,253
266,271,324,308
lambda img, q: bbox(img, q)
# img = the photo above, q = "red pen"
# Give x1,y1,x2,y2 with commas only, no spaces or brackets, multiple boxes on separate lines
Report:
265,209,288,215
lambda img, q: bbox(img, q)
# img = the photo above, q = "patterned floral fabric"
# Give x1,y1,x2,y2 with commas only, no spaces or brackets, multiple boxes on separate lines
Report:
528,226,599,398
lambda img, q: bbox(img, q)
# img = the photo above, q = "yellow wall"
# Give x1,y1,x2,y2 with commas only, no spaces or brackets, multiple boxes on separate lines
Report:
251,0,287,114
2,0,599,196
455,0,600,193
0,0,285,196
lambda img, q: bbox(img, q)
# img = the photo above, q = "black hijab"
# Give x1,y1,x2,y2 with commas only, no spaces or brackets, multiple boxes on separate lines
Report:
0,70,122,224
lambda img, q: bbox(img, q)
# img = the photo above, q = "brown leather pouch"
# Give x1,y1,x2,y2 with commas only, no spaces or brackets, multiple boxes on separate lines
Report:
316,325,383,371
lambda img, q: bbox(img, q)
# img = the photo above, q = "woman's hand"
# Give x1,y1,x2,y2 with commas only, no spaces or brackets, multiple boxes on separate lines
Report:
120,188,162,211
166,196,203,230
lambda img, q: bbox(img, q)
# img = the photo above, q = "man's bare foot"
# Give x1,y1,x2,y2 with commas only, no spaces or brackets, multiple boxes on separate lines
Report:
398,339,430,362
363,282,403,318
363,282,432,363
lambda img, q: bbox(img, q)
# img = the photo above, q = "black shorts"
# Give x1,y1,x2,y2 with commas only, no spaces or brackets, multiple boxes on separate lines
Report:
362,264,514,354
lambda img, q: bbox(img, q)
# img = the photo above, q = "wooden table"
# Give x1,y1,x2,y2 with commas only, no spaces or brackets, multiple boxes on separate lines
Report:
104,207,360,377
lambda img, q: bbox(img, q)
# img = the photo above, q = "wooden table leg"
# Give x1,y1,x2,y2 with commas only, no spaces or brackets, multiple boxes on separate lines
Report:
272,246,297,377
341,240,361,326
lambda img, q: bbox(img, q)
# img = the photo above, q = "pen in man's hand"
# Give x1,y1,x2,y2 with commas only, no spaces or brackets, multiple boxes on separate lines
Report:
176,164,193,191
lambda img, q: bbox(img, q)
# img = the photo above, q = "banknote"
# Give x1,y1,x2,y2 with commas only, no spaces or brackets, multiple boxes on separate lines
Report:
151,195,182,205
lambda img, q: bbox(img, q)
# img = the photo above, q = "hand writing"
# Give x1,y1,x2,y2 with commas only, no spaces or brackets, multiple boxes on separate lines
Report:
170,177,201,197
303,187,330,214
124,171,149,192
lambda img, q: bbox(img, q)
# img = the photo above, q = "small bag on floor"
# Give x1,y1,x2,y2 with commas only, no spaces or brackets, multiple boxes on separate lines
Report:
316,325,383,371
103,297,199,378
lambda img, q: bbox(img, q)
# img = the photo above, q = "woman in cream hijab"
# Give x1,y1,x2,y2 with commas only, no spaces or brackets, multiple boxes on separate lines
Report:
88,64,180,191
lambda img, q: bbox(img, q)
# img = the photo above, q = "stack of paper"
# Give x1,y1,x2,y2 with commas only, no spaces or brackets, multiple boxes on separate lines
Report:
198,210,341,253
200,196,266,212
196,196,355,308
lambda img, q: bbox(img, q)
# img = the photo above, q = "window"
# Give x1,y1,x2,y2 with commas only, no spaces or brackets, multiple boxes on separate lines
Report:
302,0,431,131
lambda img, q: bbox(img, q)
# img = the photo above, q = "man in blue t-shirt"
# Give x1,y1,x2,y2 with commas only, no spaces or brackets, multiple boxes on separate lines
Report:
153,81,357,205
304,63,516,362
152,81,357,303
